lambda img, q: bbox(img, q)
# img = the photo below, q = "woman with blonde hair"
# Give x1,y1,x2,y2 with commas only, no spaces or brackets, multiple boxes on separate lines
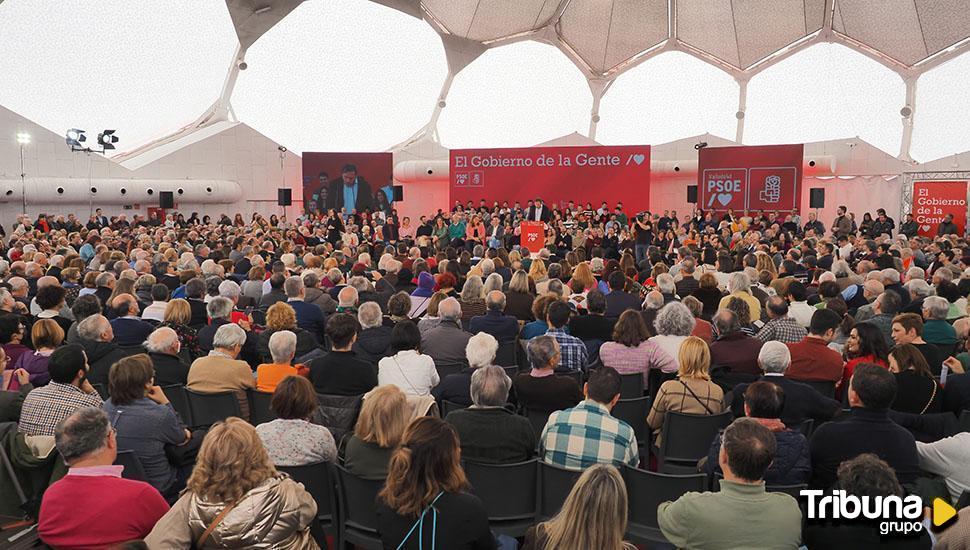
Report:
145,417,318,549
570,261,596,292
345,385,410,478
159,298,201,359
647,336,725,446
523,464,634,550
528,259,548,284
754,251,777,278
377,416,493,549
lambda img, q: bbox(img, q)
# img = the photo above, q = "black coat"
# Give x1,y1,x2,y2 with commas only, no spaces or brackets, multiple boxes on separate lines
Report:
352,326,392,364
731,375,841,428
604,290,641,318
309,351,377,396
80,338,133,387
327,178,374,212
707,427,810,486
148,351,191,387
567,314,616,342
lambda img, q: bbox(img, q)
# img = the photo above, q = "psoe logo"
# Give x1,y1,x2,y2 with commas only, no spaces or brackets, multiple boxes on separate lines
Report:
801,490,958,535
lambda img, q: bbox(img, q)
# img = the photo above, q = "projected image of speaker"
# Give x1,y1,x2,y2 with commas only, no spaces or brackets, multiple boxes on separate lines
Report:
159,191,174,209
392,185,404,202
687,185,698,204
809,188,825,209
278,188,292,207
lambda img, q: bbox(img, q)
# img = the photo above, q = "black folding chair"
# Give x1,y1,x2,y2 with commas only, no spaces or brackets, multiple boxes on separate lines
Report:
161,384,193,427
525,408,556,438
502,365,519,379
248,390,277,426
655,411,733,474
538,461,583,520
556,371,583,386
623,466,707,544
612,396,652,449
796,419,815,438
278,462,338,548
619,373,645,399
464,459,537,537
434,360,467,380
114,450,148,482
440,399,468,418
185,389,242,427
958,410,970,434
334,465,384,550
495,340,517,367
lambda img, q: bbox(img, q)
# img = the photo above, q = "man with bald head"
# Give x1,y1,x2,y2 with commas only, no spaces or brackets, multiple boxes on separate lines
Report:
468,290,519,343
336,285,359,314
109,294,154,347
145,327,190,386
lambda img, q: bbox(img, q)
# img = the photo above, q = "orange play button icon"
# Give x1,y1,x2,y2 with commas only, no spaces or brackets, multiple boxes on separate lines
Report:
934,498,958,528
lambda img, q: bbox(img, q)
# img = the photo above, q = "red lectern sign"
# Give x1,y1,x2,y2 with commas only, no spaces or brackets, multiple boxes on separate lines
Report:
520,222,545,251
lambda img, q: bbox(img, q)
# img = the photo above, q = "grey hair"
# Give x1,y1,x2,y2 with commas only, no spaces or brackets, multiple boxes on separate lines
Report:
218,279,241,299
145,327,180,354
727,272,751,294
268,330,297,363
713,308,741,335
905,278,932,299
95,272,115,287
338,286,358,307
77,314,110,341
207,296,234,320
357,301,383,329
469,365,511,407
527,335,560,370
461,275,485,302
485,290,506,312
881,268,901,284
656,273,675,294
438,297,462,321
923,296,949,320
547,279,564,297
134,274,156,290
465,332,498,368
654,302,695,336
55,407,111,464
213,323,246,349
758,341,791,374
302,271,320,288
484,273,504,294
349,276,371,293
643,291,664,310
831,259,852,278
478,258,495,276
906,266,925,281
283,276,304,298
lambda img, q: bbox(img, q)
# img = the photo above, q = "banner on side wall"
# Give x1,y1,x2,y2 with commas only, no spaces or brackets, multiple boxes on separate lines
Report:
302,152,394,215
449,145,651,213
911,180,968,236
697,144,803,213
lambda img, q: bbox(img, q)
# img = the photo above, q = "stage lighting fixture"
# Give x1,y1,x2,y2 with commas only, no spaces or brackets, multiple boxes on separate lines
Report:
694,142,708,150
98,130,119,150
66,128,87,150
16,133,30,145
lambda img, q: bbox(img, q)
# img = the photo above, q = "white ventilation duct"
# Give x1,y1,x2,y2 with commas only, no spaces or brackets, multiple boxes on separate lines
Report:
394,160,450,183
0,178,243,204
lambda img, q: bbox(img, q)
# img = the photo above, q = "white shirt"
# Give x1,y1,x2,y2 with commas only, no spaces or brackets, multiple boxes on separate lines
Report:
142,301,168,322
378,350,439,396
917,433,970,503
647,335,688,373
788,301,816,328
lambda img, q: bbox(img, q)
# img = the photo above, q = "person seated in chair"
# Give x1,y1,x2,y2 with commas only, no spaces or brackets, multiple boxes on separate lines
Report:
309,312,377,396
468,290,519,343
658,417,802,549
705,381,810,486
38,407,169,549
109,293,154,347
445,365,535,464
186,323,255,420
513,336,583,413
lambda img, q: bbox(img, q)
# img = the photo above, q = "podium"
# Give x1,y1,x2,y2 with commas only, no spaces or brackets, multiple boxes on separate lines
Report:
520,221,545,252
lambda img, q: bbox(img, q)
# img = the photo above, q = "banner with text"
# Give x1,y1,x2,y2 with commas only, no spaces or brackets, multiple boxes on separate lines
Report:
697,144,803,213
912,180,968,236
450,145,651,213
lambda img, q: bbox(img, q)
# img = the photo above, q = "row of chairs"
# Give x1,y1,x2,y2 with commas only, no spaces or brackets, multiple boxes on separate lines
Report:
276,458,710,548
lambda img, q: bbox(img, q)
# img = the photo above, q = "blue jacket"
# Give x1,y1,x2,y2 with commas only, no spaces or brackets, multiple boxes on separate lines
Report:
706,422,811,486
468,310,518,343
287,299,326,339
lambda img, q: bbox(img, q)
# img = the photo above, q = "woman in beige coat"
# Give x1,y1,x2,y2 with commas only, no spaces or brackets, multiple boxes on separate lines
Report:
146,418,318,549
647,336,725,447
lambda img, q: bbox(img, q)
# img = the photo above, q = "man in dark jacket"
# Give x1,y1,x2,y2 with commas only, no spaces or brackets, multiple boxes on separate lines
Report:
709,310,763,377
310,314,377,395
144,327,191,387
468,291,519,343
603,271,641,318
809,364,920,489
76,314,133,386
284,276,325,337
707,381,810,486
730,341,841,429
567,290,615,342
326,164,374,213
351,302,392,364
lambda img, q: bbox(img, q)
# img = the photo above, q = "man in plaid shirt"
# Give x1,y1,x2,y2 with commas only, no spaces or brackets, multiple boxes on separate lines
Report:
544,301,588,372
19,344,103,437
540,367,638,469
755,297,808,344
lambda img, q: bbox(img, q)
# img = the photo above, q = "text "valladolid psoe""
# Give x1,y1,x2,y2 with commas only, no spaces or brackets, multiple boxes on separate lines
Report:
801,490,959,536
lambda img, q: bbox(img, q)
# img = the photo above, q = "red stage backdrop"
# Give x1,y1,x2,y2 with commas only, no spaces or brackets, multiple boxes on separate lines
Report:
302,152,393,215
449,145,651,212
697,144,803,213
912,180,968,236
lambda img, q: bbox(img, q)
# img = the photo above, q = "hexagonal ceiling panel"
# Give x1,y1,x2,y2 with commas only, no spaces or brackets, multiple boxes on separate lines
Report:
677,0,826,70
422,0,560,42
559,0,669,74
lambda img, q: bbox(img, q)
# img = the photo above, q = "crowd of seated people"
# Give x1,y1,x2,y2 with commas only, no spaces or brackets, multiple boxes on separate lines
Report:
0,200,968,547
